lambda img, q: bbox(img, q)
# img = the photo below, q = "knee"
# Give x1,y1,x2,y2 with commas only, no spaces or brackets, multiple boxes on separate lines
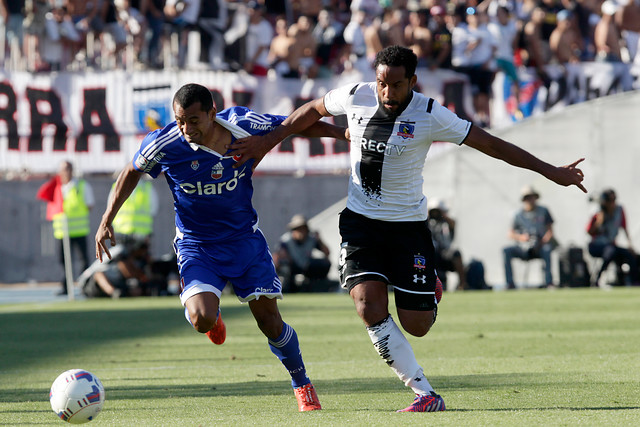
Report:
399,313,435,337
403,321,433,338
353,296,387,326
402,322,431,338
189,309,217,334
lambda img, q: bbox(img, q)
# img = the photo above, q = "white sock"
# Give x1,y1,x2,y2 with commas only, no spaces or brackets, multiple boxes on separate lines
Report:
366,314,434,396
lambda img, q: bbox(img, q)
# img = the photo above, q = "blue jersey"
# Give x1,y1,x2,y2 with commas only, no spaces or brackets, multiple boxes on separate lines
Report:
132,106,285,243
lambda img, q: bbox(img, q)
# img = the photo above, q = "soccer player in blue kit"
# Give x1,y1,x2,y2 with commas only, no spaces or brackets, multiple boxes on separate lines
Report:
95,83,346,411
228,46,587,412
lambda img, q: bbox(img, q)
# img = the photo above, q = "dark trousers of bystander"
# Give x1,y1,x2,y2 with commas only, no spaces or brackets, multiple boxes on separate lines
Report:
58,236,90,295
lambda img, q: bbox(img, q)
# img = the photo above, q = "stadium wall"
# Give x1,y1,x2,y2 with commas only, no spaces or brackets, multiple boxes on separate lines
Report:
0,173,347,283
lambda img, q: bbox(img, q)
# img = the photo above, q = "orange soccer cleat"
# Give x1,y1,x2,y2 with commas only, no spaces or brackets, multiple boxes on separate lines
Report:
294,383,322,411
205,314,226,345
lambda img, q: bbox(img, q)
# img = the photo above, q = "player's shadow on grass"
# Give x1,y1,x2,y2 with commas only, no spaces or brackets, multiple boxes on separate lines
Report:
0,302,248,373
0,377,404,404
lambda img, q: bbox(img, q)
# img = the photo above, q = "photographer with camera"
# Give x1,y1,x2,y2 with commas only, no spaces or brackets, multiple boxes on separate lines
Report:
587,189,638,287
503,185,557,289
427,199,467,291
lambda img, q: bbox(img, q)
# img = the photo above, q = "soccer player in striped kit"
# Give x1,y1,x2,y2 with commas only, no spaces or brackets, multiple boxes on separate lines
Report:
229,45,587,412
95,83,347,411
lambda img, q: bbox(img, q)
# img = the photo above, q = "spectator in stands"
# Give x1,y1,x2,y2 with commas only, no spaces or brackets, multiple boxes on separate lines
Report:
115,0,147,68
350,0,382,18
36,160,95,296
67,0,100,67
223,0,248,71
198,0,228,70
342,8,370,72
164,0,201,68
503,185,556,289
522,6,552,84
538,0,563,43
486,3,521,112
404,8,431,67
244,1,273,76
549,9,583,64
273,214,332,293
595,0,622,62
427,198,467,291
23,0,49,71
379,8,405,48
617,0,640,64
267,15,298,77
67,0,92,25
289,14,318,78
428,5,452,70
91,0,128,69
460,7,497,128
587,188,638,287
264,0,290,23
291,0,322,21
450,4,470,72
142,0,166,69
41,2,82,71
570,0,597,61
362,12,384,67
1,0,26,67
312,8,345,77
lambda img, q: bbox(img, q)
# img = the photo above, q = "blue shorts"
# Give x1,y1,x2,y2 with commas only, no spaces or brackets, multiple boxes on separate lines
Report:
174,229,282,305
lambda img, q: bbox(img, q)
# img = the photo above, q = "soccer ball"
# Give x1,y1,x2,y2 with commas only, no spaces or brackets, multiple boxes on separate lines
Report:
49,369,105,424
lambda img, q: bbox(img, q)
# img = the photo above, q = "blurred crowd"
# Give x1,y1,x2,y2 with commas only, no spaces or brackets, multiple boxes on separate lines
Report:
1,0,639,78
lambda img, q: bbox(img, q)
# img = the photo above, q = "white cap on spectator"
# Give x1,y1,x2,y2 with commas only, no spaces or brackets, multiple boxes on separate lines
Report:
601,1,617,15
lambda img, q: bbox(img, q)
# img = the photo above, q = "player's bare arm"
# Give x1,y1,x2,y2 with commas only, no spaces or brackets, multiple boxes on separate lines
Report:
227,98,336,170
463,125,587,193
95,163,143,262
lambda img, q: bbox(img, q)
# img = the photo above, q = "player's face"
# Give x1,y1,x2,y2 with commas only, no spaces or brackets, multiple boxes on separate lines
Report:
376,64,417,115
173,101,216,145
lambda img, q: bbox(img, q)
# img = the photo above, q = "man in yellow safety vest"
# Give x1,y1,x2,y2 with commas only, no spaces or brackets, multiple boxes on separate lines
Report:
37,160,95,295
110,178,158,248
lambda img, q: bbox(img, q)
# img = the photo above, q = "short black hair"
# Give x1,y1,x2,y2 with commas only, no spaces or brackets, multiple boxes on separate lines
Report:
173,83,214,112
373,45,418,79
600,188,616,203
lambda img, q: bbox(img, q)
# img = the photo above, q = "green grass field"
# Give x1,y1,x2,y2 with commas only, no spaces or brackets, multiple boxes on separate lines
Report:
1,287,639,426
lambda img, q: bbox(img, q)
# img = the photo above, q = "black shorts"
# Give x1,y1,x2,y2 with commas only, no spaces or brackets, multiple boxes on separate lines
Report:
338,208,440,311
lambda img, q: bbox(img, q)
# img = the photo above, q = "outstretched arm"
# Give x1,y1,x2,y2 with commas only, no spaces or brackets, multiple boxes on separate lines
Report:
95,163,143,261
227,98,334,170
463,125,587,193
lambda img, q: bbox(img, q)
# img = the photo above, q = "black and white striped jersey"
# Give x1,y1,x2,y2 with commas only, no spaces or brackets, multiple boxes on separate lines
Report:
324,82,472,221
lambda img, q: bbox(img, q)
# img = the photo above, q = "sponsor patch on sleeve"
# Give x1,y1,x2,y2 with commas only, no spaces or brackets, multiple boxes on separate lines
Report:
135,155,156,173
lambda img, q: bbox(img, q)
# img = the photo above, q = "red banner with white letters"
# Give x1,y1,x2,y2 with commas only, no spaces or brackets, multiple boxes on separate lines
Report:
0,63,634,175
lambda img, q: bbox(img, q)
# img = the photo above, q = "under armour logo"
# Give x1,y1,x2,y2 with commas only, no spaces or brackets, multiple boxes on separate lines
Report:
351,113,363,124
413,275,426,284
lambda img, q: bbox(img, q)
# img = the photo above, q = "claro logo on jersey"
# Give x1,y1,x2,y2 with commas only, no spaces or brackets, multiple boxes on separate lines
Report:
180,167,247,195
358,137,406,156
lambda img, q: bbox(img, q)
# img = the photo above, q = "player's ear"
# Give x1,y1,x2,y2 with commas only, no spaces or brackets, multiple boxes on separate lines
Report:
409,75,417,88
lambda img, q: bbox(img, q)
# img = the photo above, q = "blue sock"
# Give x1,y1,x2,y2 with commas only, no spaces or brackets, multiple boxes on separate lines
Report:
268,323,310,388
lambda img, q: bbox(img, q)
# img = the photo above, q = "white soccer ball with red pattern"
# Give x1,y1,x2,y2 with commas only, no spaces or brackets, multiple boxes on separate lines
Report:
49,369,105,424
